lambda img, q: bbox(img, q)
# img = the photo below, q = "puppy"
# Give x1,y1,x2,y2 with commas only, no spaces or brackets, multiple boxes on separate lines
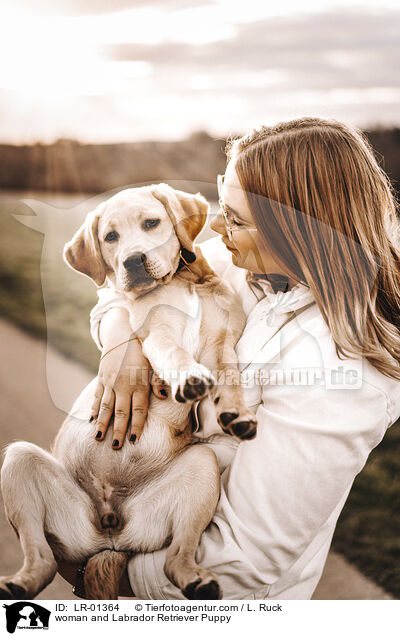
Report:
0,184,257,601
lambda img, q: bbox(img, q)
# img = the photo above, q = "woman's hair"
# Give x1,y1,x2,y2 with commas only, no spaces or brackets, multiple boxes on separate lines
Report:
227,117,400,380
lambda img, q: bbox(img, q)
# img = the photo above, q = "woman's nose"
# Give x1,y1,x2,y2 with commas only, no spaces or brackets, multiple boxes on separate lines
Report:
210,210,226,235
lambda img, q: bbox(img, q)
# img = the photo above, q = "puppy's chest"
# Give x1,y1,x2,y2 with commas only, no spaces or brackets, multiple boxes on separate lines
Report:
180,294,202,354
127,282,203,355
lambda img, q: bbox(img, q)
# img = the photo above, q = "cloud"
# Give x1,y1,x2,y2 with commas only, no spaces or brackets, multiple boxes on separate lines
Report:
95,7,400,139
3,0,209,16
1,5,400,142
103,7,400,92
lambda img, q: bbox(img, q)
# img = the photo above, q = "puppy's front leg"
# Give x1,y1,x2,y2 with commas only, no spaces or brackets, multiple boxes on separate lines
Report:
142,326,215,404
199,330,257,441
198,288,258,441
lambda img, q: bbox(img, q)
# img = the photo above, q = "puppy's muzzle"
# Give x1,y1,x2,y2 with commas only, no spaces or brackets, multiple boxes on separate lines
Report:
123,252,154,286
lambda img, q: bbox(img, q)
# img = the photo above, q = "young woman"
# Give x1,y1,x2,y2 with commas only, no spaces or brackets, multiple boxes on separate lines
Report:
61,117,400,599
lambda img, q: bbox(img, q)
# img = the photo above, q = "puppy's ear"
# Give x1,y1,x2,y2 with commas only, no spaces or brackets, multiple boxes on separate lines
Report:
151,184,209,261
63,209,106,286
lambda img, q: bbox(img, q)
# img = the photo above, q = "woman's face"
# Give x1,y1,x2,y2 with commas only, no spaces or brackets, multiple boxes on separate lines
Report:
210,159,294,281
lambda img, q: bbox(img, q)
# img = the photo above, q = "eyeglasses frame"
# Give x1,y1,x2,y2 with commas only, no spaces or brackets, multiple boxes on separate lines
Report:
217,174,258,241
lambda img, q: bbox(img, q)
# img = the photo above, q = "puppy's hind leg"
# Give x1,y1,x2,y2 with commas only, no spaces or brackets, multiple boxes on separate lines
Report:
0,441,97,600
164,445,222,600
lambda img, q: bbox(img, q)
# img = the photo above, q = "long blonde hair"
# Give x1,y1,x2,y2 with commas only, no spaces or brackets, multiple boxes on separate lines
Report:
228,117,400,380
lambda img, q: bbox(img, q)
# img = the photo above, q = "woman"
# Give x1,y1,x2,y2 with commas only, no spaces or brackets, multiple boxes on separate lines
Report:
61,117,400,599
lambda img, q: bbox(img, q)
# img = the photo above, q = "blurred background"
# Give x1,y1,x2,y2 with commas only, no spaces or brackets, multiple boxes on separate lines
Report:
0,0,399,599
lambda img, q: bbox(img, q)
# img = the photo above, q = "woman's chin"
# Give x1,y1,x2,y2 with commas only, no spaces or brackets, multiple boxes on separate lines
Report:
229,250,245,268
229,250,255,272
225,245,238,256
222,242,246,268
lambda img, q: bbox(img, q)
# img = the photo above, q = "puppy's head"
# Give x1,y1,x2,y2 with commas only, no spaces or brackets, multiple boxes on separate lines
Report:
63,185,209,296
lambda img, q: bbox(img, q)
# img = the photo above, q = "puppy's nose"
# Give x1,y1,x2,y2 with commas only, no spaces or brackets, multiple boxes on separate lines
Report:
123,252,147,271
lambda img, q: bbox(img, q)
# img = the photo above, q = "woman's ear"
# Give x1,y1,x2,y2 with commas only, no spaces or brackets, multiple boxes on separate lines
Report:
63,208,106,287
151,184,209,260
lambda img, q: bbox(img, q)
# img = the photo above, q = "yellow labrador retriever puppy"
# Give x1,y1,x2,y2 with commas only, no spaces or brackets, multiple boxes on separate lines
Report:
0,184,257,601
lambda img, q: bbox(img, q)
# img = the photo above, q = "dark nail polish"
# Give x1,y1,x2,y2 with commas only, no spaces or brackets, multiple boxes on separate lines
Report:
160,389,167,397
129,434,137,443
89,416,94,423
95,431,102,439
112,439,119,447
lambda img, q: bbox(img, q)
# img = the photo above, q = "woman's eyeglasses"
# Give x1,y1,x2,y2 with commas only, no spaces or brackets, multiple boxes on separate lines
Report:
217,174,258,241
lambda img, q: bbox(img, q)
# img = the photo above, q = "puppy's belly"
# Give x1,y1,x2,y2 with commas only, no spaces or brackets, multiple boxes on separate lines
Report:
53,417,134,474
53,415,181,543
54,411,175,472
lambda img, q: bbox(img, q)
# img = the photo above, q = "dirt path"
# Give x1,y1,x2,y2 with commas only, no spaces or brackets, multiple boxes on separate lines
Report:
0,318,91,600
0,317,392,600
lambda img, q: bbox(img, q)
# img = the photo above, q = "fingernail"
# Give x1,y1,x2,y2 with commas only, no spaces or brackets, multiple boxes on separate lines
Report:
160,389,167,397
129,434,137,443
89,416,94,423
95,431,102,439
112,439,119,448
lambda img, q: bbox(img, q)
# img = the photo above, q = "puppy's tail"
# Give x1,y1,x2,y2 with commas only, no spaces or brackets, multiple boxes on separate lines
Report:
84,550,130,599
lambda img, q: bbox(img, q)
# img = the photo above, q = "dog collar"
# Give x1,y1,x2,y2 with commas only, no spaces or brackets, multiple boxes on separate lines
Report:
177,248,196,271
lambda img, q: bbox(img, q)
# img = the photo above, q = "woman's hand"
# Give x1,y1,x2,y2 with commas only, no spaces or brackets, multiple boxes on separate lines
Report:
90,307,168,449
91,336,150,448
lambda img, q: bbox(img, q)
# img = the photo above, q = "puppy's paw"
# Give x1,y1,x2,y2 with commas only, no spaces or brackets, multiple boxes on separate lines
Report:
165,555,221,600
218,409,257,441
172,365,215,403
0,579,28,599
183,577,221,600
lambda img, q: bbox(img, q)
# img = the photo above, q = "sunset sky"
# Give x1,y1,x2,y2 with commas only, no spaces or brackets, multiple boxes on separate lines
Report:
1,0,399,143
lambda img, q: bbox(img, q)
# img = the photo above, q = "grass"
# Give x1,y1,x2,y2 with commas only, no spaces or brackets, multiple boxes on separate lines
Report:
0,189,399,598
0,191,101,372
332,420,400,597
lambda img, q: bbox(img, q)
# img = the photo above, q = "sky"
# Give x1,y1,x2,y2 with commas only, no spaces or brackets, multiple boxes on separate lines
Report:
0,0,399,144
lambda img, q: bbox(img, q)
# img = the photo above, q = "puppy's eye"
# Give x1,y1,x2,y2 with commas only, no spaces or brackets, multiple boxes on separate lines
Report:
104,231,119,242
143,219,160,230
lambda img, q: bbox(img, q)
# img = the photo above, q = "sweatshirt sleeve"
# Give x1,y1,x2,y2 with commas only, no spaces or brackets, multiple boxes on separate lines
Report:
89,286,129,350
